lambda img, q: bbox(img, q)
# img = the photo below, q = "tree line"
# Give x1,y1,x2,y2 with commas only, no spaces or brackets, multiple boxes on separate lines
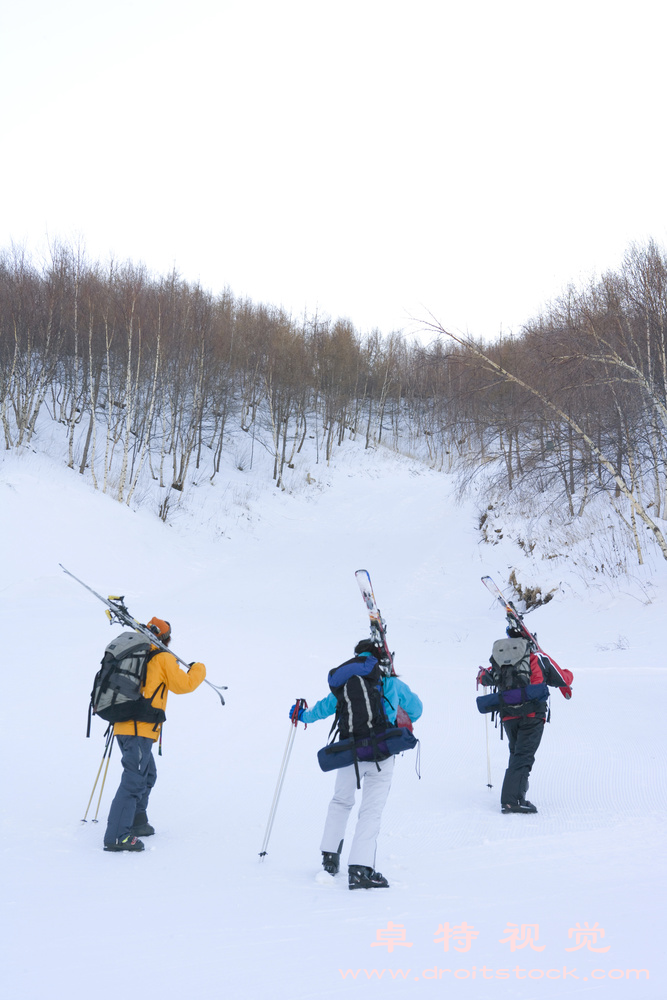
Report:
2,239,667,563
425,240,667,564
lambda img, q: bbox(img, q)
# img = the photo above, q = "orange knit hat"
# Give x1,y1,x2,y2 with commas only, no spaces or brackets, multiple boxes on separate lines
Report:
147,617,171,641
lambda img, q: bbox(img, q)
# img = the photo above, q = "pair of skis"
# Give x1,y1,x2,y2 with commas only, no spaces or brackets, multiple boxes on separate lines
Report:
481,574,542,649
60,564,228,706
482,574,571,698
355,569,394,672
358,571,558,674
356,569,417,730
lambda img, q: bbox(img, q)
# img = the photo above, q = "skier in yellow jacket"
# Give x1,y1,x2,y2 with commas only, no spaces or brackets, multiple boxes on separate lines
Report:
104,617,206,852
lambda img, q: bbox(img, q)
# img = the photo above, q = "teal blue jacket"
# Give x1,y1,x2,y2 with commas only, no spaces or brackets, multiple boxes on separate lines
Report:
301,675,423,727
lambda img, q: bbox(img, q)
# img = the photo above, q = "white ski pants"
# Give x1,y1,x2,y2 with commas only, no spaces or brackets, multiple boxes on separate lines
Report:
320,756,395,868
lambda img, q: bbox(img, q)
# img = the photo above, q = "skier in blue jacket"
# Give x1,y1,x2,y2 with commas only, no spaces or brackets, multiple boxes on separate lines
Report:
291,640,422,890
302,673,422,727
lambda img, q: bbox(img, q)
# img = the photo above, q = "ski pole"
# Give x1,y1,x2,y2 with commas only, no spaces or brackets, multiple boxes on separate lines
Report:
92,734,114,822
476,667,493,789
82,753,106,823
82,728,114,822
259,698,307,859
484,715,493,789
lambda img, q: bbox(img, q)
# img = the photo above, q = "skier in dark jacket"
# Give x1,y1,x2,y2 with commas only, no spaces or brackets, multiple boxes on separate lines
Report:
477,629,573,814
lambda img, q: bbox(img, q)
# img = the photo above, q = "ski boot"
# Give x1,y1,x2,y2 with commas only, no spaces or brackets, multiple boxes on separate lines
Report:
348,865,389,890
501,800,538,814
104,834,145,852
131,810,155,837
322,840,343,875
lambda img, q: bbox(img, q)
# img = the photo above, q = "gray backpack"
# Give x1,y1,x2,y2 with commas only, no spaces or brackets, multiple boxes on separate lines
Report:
87,632,164,734
490,637,532,691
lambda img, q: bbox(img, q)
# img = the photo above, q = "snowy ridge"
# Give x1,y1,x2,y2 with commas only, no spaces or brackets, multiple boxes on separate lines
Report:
1,439,666,999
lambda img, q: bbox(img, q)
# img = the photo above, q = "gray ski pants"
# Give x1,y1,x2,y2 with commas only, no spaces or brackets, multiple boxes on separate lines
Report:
320,756,394,868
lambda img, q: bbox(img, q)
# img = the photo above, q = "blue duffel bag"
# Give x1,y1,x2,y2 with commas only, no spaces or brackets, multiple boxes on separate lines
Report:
317,726,418,773
476,682,549,714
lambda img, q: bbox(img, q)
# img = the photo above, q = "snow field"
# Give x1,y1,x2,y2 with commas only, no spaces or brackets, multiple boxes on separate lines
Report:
1,438,666,999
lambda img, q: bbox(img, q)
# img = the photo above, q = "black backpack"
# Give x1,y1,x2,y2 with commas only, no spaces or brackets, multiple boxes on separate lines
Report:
327,654,388,740
87,631,165,735
489,637,532,691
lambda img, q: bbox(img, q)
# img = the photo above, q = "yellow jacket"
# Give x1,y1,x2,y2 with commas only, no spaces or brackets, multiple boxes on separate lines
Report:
114,649,206,740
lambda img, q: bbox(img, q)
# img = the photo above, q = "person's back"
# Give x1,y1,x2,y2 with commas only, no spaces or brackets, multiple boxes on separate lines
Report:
104,617,205,852
477,629,572,813
293,639,423,889
113,645,205,740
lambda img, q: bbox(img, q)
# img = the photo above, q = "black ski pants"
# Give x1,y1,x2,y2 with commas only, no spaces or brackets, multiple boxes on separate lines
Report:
500,715,545,806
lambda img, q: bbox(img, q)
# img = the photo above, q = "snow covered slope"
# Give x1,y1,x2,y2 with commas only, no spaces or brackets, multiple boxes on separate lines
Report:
1,441,665,999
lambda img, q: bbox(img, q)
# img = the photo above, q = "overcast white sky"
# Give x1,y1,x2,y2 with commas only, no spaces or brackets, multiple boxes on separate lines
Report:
2,0,666,342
